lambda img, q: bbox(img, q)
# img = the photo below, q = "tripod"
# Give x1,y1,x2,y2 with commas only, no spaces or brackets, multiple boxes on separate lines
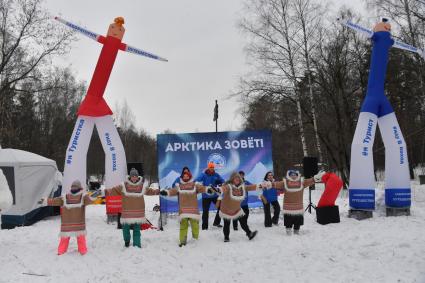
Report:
305,184,316,214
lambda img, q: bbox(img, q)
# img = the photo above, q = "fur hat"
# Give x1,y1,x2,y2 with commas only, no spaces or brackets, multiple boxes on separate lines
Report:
227,172,242,184
182,171,192,180
129,168,139,177
180,166,191,177
71,180,82,189
286,169,301,181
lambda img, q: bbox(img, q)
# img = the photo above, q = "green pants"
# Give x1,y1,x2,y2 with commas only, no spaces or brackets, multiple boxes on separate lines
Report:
123,223,141,248
180,218,199,244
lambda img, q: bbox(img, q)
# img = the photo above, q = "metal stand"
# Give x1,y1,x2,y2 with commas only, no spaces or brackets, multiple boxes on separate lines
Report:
158,200,164,231
386,207,410,216
304,185,316,214
348,209,373,220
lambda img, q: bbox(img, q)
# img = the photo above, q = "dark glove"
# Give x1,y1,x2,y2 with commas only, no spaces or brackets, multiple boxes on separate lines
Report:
207,187,215,194
160,190,168,196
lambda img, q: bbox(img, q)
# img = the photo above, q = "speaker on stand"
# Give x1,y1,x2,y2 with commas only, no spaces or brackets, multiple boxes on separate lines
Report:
303,157,318,214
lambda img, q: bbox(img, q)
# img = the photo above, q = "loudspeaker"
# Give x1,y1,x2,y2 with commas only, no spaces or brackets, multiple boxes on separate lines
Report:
303,156,318,178
316,205,340,225
127,162,144,176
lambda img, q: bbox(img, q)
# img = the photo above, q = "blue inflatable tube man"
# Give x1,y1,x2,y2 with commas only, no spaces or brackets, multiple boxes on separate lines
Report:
346,20,411,212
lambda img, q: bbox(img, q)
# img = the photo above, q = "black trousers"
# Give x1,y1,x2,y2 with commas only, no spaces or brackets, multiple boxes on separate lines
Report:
223,216,251,239
284,214,304,230
233,205,249,229
202,197,221,229
263,200,281,227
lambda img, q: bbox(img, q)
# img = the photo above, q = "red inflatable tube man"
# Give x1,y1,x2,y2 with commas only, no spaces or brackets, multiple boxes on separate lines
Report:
55,16,168,117
317,173,343,208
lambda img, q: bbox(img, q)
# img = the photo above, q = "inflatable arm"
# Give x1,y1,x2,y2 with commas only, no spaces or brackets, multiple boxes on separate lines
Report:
0,169,13,211
338,18,373,38
55,16,100,42
55,16,168,62
338,18,425,58
124,44,168,62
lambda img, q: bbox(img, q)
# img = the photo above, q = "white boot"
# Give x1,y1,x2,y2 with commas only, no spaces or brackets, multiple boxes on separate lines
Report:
286,228,292,235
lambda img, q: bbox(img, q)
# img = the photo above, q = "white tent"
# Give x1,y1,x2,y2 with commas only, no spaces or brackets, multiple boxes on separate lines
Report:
0,148,61,228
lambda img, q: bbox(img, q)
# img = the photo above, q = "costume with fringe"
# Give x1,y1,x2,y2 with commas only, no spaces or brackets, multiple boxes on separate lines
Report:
271,177,315,230
47,192,96,237
106,176,158,225
219,183,257,220
166,179,206,220
166,179,207,245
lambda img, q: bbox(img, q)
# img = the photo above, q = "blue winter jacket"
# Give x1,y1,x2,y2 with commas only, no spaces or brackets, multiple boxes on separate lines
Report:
240,180,252,207
263,186,278,203
195,171,225,199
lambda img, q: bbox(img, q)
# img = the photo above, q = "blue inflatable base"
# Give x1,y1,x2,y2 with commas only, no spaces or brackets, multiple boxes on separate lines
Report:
349,189,375,210
385,188,411,208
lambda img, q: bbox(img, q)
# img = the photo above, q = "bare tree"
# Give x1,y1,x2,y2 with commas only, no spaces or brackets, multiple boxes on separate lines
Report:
292,0,328,162
239,0,309,156
0,0,74,91
0,0,74,145
114,99,136,133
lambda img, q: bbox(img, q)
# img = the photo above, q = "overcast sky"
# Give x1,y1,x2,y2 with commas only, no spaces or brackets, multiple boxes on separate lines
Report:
44,0,364,137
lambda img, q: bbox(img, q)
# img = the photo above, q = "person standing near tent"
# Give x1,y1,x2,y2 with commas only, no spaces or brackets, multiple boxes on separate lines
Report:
41,180,97,255
160,170,209,247
105,168,159,248
0,169,13,213
260,171,280,227
195,162,225,230
261,170,325,235
216,172,258,242
232,170,251,231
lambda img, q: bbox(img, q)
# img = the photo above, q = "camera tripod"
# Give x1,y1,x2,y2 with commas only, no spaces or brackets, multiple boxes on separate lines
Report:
305,184,316,214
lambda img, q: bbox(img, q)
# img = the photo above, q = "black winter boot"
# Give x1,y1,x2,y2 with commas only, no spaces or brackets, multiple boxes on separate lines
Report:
248,231,258,240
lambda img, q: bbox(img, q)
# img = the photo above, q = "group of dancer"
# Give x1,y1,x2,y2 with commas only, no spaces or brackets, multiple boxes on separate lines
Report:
40,162,328,255
161,162,326,247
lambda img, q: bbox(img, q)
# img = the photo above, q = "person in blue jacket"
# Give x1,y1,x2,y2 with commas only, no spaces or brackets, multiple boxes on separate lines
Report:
195,162,225,230
172,166,191,188
232,170,252,231
261,171,280,227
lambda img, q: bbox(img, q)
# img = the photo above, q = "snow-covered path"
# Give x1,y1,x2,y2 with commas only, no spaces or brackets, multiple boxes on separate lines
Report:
1,183,425,283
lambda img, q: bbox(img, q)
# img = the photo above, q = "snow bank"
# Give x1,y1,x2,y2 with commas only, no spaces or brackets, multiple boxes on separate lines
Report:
1,183,425,283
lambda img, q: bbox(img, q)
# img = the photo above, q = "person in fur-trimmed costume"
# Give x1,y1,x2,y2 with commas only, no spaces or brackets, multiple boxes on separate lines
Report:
0,169,13,213
160,169,208,247
216,172,258,242
105,168,159,248
41,180,97,255
261,170,325,235
232,170,252,231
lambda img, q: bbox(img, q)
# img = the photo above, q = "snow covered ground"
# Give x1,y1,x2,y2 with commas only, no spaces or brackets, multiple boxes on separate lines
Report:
1,183,425,283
